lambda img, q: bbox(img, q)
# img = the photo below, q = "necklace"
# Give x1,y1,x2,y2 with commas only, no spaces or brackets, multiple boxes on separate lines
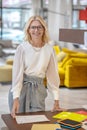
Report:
30,40,44,52
32,46,41,52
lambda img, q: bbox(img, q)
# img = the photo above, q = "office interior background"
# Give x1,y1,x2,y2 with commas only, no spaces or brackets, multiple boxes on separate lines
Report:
0,0,87,45
0,0,87,129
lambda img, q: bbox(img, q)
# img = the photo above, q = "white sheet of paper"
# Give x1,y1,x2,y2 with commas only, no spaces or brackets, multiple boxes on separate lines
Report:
82,105,87,110
16,115,50,124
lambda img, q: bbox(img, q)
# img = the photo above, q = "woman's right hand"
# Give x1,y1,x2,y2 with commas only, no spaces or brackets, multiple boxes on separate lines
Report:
11,98,19,119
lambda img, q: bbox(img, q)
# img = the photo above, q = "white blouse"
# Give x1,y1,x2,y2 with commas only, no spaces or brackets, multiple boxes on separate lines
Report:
11,42,60,100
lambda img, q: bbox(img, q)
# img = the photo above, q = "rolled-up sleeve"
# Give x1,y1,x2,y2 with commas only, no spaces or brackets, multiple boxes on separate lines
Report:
11,45,24,99
46,49,60,100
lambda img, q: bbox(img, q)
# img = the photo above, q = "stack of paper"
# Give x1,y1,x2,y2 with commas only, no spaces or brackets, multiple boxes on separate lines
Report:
82,105,87,110
16,115,50,124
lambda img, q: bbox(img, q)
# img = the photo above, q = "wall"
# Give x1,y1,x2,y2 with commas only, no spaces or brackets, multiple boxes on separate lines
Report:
48,0,73,47
31,0,75,49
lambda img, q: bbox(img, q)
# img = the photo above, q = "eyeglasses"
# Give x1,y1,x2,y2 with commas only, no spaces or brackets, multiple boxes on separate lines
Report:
29,26,43,30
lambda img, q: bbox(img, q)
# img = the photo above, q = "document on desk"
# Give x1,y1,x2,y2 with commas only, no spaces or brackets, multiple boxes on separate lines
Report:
31,124,61,130
16,115,50,124
82,105,87,110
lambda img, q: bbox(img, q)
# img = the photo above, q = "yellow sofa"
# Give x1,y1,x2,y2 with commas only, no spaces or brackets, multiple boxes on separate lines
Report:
0,64,12,82
0,58,13,83
57,47,87,88
1,46,87,88
6,58,13,65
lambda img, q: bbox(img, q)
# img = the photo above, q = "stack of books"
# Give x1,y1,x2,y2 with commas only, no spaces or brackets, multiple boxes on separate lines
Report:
53,111,87,129
58,119,82,129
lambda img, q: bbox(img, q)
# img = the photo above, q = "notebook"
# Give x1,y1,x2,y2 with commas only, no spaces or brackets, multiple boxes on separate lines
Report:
31,124,61,130
53,111,87,122
58,119,82,129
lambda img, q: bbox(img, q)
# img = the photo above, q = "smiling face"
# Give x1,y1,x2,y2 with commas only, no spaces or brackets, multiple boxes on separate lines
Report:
29,20,44,42
24,16,49,44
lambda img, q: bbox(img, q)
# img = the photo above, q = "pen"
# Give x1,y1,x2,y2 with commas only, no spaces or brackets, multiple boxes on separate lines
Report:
56,128,62,130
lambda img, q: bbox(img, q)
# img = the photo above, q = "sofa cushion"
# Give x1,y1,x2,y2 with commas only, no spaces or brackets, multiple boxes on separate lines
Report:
57,51,66,62
59,55,70,68
68,53,87,58
65,65,87,88
6,59,13,65
62,48,77,54
0,64,12,82
62,48,87,58
71,58,87,66
59,68,65,79
60,48,87,69
53,45,60,55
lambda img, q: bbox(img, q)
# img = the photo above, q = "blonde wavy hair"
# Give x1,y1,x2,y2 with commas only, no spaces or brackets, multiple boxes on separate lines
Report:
24,15,50,44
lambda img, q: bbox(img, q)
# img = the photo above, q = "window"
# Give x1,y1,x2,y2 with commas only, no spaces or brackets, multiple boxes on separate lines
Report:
0,0,33,43
72,0,87,29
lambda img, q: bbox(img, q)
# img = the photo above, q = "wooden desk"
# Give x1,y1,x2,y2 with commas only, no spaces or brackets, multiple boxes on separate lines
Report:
1,110,85,130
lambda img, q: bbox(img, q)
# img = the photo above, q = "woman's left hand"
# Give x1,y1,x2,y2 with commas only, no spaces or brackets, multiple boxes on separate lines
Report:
51,100,66,112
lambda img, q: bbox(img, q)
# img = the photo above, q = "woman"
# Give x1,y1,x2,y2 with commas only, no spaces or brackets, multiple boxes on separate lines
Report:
9,15,63,118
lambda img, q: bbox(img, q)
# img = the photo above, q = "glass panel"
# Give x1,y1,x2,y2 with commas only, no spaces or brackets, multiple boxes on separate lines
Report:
1,8,32,43
80,21,87,29
80,0,87,5
73,0,78,5
72,10,87,29
73,0,87,5
0,0,32,43
72,0,87,29
2,0,32,8
72,10,78,28
43,0,49,8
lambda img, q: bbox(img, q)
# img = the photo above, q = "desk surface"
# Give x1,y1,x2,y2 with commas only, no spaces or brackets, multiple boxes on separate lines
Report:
1,110,85,130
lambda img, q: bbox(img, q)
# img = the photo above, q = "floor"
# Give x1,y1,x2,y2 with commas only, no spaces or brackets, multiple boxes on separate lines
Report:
0,83,87,130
